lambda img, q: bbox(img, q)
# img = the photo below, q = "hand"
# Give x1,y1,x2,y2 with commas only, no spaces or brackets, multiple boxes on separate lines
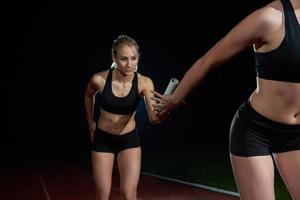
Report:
151,90,184,119
155,109,170,122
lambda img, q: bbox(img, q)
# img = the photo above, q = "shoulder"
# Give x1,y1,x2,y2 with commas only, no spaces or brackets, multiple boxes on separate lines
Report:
89,70,110,87
235,1,283,40
92,70,109,80
137,73,153,83
252,1,283,30
137,73,154,88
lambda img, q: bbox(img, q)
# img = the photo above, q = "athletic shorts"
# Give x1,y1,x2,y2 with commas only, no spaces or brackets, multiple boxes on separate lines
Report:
91,128,141,154
229,100,300,157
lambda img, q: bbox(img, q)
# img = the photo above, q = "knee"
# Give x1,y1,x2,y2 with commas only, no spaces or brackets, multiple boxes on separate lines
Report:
120,187,137,200
95,190,110,200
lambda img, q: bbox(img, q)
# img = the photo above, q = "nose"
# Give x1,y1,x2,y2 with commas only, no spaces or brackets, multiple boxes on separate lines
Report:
126,60,132,67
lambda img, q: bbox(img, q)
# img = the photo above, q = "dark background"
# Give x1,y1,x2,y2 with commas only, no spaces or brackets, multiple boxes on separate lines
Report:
1,0,270,162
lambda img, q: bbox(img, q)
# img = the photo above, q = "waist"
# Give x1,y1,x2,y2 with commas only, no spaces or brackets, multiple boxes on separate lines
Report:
97,114,136,134
250,79,300,125
238,100,300,133
94,127,138,137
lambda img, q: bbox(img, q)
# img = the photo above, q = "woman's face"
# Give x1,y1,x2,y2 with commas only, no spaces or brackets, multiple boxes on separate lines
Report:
113,45,139,75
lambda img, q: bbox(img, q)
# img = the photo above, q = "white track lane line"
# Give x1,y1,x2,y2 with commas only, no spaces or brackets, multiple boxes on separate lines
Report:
141,171,240,197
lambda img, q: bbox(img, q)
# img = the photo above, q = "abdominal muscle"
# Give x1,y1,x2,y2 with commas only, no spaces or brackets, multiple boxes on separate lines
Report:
97,109,136,135
249,78,300,125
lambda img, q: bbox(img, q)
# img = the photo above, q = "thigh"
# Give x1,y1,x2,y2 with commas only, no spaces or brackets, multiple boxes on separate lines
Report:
117,147,141,190
273,150,300,200
230,154,275,200
229,101,273,157
91,151,115,193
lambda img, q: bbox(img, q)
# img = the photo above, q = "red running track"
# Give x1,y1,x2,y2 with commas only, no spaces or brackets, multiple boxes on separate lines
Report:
0,161,239,200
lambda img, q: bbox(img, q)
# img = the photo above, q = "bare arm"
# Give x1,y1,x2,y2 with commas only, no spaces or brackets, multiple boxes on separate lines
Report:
153,6,276,113
84,74,103,139
140,76,162,124
84,84,96,125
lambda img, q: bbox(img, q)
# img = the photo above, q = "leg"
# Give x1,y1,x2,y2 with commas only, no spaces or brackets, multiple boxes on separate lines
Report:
91,151,115,200
273,150,300,200
117,147,141,200
230,154,275,200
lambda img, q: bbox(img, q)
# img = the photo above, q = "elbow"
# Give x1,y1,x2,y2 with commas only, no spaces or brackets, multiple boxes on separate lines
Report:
84,92,94,101
84,91,91,98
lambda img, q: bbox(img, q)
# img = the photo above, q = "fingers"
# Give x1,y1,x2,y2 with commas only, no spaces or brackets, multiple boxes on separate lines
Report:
151,90,163,98
152,100,168,113
153,104,165,111
151,96,161,102
155,107,168,116
155,109,170,122
151,96,167,112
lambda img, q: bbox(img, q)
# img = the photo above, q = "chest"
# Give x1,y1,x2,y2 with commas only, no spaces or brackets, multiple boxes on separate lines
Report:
111,81,133,97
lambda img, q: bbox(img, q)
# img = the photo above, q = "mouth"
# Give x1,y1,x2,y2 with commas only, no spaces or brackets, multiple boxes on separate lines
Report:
125,67,135,72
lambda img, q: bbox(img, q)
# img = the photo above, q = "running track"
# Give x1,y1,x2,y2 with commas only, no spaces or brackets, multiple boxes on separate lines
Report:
0,160,240,200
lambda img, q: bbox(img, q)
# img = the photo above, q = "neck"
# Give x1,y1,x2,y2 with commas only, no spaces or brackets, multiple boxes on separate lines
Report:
114,68,134,83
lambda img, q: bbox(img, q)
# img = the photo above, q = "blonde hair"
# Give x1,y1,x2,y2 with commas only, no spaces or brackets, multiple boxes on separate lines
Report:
111,34,140,57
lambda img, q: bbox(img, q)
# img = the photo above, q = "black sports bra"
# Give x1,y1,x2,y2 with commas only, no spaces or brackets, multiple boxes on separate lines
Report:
99,69,141,115
254,0,300,83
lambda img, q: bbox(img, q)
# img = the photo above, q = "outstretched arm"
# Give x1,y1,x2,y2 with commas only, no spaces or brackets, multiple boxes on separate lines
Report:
153,5,276,115
140,76,163,124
